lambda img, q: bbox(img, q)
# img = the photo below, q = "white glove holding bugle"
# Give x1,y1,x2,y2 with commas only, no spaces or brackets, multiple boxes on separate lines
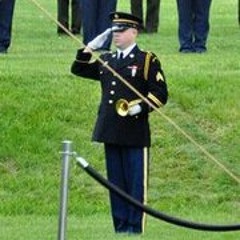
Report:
87,28,112,50
128,104,142,116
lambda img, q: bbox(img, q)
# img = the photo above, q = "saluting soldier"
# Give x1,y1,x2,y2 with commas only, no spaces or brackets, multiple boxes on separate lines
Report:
71,12,168,234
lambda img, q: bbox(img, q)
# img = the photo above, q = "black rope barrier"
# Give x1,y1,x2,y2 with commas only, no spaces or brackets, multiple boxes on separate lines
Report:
76,156,240,232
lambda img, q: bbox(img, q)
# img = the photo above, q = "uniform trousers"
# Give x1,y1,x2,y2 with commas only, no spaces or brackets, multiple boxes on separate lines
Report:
0,0,15,53
130,0,160,33
104,143,149,234
176,0,212,52
81,0,117,49
57,0,81,34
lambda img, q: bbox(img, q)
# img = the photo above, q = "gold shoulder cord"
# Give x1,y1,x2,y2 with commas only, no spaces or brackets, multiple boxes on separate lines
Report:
144,52,152,81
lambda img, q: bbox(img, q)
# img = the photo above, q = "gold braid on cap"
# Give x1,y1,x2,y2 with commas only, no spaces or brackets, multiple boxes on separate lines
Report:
113,19,139,25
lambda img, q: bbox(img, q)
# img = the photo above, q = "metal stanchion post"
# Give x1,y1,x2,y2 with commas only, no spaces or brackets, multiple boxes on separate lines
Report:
58,140,72,240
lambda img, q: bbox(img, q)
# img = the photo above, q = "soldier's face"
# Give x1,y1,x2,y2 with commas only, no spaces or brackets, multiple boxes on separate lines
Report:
112,28,138,50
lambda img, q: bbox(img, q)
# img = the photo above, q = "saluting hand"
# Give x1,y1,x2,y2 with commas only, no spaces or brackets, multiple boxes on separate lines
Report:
87,28,112,50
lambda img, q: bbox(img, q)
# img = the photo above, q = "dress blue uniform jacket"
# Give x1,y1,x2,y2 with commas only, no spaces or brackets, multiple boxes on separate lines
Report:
71,45,168,147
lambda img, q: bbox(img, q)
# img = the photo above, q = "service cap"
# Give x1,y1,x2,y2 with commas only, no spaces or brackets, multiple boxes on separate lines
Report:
109,12,143,32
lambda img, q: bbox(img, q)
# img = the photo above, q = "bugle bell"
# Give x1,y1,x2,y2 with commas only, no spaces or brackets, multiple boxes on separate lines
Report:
115,98,142,117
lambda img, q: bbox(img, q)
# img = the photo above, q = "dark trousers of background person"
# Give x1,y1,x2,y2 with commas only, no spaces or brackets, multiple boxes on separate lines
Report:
57,0,82,34
81,0,117,50
176,0,212,53
0,0,16,53
104,144,149,233
238,0,240,26
130,0,160,33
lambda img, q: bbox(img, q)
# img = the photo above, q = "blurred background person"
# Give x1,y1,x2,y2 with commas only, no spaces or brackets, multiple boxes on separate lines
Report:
0,0,16,54
130,0,161,33
238,0,240,26
57,0,82,35
81,0,117,50
176,0,212,53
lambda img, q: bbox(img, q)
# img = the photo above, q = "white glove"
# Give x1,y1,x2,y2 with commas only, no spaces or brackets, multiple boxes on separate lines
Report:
87,28,112,50
128,104,142,116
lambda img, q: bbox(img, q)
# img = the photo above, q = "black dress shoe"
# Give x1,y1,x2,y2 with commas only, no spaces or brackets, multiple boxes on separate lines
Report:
114,219,128,233
71,29,81,35
57,27,69,35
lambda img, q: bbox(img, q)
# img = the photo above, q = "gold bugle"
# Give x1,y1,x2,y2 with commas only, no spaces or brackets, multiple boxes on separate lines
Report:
115,99,129,116
115,99,142,117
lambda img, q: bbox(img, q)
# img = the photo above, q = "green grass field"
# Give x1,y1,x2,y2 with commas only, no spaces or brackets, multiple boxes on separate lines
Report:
0,0,240,239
